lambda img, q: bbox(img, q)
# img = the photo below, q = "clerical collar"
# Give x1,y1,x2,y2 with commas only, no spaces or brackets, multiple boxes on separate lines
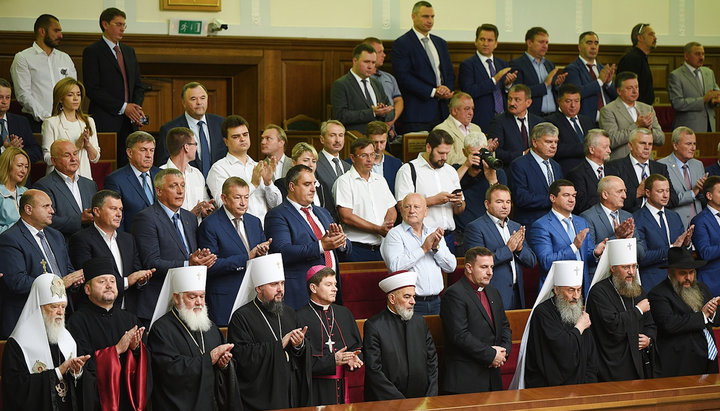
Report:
309,299,330,311
465,276,484,292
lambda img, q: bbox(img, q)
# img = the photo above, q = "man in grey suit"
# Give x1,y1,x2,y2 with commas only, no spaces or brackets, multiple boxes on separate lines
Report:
34,139,97,241
668,42,720,132
658,127,708,228
331,43,393,134
599,71,664,160
315,120,351,191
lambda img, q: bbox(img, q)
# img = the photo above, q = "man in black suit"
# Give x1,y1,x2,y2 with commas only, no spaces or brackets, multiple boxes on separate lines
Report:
489,84,543,168
34,140,97,241
440,246,512,393
331,43,393,134
155,82,226,176
82,7,145,167
546,84,596,175
131,168,216,324
566,129,612,213
510,27,567,116
0,78,42,165
648,247,719,377
605,128,679,213
68,190,154,313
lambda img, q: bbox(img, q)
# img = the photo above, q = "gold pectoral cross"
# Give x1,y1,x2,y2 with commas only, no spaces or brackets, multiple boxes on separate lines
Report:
40,259,48,274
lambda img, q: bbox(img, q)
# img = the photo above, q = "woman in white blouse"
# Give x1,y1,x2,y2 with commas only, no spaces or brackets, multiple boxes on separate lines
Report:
42,77,100,179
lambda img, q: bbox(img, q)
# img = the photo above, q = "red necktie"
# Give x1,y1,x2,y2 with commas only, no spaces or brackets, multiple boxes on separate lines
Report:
476,289,494,328
114,45,129,102
519,117,529,150
587,63,604,110
301,207,332,267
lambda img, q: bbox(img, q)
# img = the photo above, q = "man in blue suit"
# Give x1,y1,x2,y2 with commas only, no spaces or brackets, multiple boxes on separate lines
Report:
0,189,83,337
198,177,271,326
564,31,617,122
706,143,720,177
489,84,543,168
464,184,536,309
510,27,567,116
104,131,161,232
265,165,351,309
581,176,641,250
155,82,226,176
545,84,597,175
691,176,720,296
634,174,692,291
509,122,564,226
528,180,606,297
35,140,98,241
392,1,454,133
458,24,517,131
131,168,217,323
0,79,42,165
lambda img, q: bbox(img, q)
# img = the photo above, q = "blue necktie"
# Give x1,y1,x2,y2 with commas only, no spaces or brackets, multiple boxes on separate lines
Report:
37,231,62,275
704,328,718,360
0,119,7,143
172,213,190,257
141,172,154,204
543,160,554,186
197,120,211,177
486,58,504,114
658,210,669,246
638,163,648,180
563,218,582,260
571,117,584,143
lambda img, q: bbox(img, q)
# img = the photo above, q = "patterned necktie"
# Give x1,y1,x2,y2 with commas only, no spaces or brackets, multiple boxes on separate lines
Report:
361,79,374,107
682,164,697,218
0,119,7,143
301,207,332,267
173,213,190,257
597,165,604,180
704,328,717,360
637,163,648,180
542,160,554,186
421,37,441,86
571,117,584,142
37,231,62,275
197,120,211,178
234,217,250,253
519,117,529,150
586,63,604,110
563,218,582,260
141,172,154,204
113,45,129,102
332,158,343,178
657,210,670,246
486,58,504,114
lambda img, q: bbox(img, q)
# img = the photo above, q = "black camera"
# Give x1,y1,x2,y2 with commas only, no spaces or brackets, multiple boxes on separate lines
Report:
140,115,150,125
473,148,503,170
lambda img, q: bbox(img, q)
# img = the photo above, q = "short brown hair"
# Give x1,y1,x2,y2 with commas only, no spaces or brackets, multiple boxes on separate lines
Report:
644,173,668,191
485,184,510,202
99,7,125,31
166,127,194,157
476,23,498,40
221,176,249,197
525,27,548,42
366,121,389,136
465,246,494,265
222,115,250,139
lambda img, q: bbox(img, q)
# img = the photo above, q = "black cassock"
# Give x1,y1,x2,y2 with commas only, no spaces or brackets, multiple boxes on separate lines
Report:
296,301,363,405
227,298,312,410
148,308,242,411
362,308,438,401
66,302,150,411
525,298,599,387
1,338,81,411
586,277,658,381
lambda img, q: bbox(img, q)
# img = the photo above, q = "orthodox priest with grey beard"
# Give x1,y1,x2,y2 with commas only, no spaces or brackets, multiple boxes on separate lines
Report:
511,260,598,389
586,238,658,381
2,274,91,411
227,253,312,410
649,247,719,377
148,266,241,411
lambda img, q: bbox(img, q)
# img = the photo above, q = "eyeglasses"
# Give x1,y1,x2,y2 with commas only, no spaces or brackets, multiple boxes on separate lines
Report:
111,22,127,29
354,153,380,160
185,142,198,146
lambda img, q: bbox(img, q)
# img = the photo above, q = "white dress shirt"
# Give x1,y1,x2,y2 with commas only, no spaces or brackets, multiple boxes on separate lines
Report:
161,158,209,223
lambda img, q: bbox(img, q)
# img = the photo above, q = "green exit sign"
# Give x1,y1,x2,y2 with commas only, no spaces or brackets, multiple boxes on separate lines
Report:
178,20,203,35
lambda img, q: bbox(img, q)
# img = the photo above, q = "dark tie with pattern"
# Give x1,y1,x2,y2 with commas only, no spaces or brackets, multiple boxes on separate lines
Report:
197,120,211,177
486,58,504,114
586,63,604,110
114,45,129,102
519,117,529,150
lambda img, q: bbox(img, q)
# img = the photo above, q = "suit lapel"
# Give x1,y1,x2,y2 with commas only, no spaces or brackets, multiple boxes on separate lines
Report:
90,228,121,274
482,215,505,247
50,172,81,214
218,207,247,253
594,205,614,237
154,204,188,255
285,201,317,239
125,167,151,207
464,280,495,332
347,74,372,109
18,223,44,257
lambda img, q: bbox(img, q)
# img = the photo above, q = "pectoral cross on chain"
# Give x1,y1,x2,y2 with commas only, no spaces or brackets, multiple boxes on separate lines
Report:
40,259,48,274
326,339,335,350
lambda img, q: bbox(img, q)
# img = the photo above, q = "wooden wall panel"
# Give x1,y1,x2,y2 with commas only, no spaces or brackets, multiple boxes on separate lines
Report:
281,59,325,123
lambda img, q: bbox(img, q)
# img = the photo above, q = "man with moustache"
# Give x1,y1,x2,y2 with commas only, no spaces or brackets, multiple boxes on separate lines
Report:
617,24,657,106
228,254,312,410
649,247,719,377
315,120,351,194
67,258,150,411
363,37,404,138
296,266,363,405
566,129,612,213
668,42,720,132
586,238,658,381
512,260,598,388
1,274,90,411
440,247,512,393
149,266,240,411
362,270,438,401
433,92,484,166
489,84,543,168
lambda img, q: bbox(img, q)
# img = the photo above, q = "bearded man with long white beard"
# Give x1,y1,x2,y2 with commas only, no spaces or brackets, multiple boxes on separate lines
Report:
649,247,719,377
586,237,658,381
148,265,241,411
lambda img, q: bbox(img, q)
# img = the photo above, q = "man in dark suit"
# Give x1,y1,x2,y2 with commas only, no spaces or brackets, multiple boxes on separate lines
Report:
510,27,566,116
0,189,83,338
581,176,639,247
0,78,42,164
546,84,596,175
155,82,226,176
691,176,720,296
315,120,351,193
705,144,720,177
440,246,512,393
489,84,543,167
331,43,393,134
458,24,517,131
264,165,351,309
634,174,692,291
68,190,154,314
391,1,454,133
566,129,612,214
131,168,216,323
649,247,719,377
104,131,161,231
509,122,563,226
82,7,145,167
528,180,605,296
564,31,617,122
464,185,536,309
605,128,679,213
197,177,271,326
35,140,97,241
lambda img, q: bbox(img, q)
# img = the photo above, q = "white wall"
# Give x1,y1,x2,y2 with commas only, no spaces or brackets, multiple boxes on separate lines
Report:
2,0,719,46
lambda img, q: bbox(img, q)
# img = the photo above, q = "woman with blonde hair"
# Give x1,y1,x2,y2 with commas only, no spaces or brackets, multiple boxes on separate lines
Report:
0,147,31,234
42,77,100,179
